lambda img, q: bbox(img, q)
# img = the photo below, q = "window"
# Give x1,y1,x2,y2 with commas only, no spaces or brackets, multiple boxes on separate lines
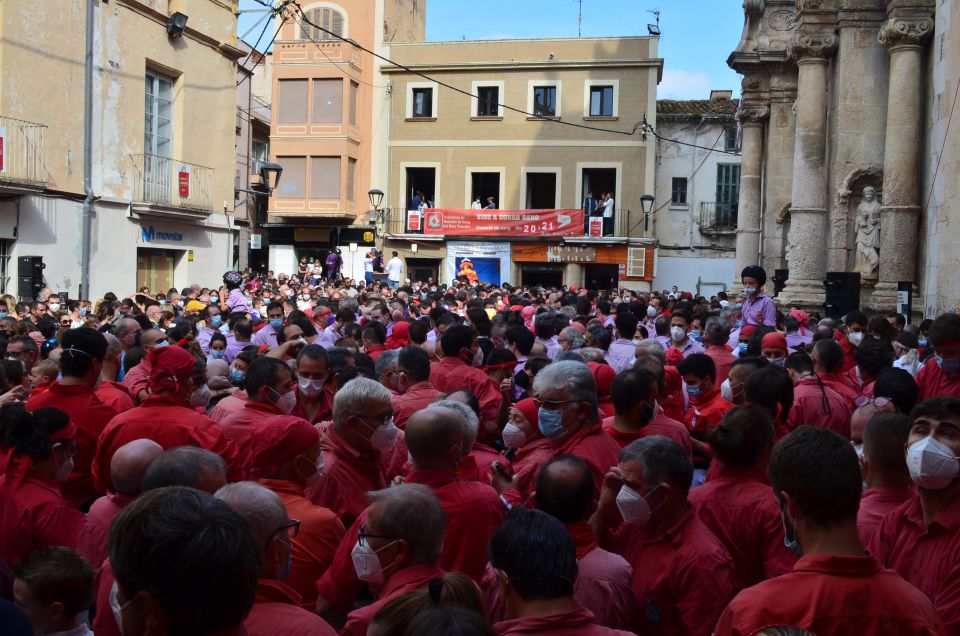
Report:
533,86,557,117
715,164,741,227
671,177,688,205
412,87,433,118
145,70,173,157
251,139,268,174
301,7,345,41
347,158,356,201
310,156,341,199
589,85,614,117
626,248,647,278
349,81,358,126
277,156,306,198
477,86,499,117
724,126,738,152
277,79,309,124
312,79,343,123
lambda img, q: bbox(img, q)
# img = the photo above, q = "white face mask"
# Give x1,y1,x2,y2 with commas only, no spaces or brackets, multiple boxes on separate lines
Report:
275,389,297,414
907,435,960,490
298,376,326,398
48,303,61,313
847,332,864,347
54,446,74,482
189,384,211,409
646,305,657,318
370,418,399,450
616,484,658,525
502,423,527,449
670,326,686,343
304,453,325,490
351,539,394,584
721,378,734,402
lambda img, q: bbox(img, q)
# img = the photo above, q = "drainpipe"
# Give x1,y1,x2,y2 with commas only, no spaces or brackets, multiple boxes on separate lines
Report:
690,116,708,250
80,0,95,299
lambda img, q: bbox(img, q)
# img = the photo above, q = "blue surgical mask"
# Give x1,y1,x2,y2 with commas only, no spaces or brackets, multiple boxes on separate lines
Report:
210,315,223,328
537,407,567,440
229,368,246,385
735,304,743,310
744,287,757,296
0,312,6,319
690,330,702,343
936,354,960,374
270,318,283,330
919,337,928,348
781,507,802,557
153,340,169,349
211,350,225,360
686,385,702,398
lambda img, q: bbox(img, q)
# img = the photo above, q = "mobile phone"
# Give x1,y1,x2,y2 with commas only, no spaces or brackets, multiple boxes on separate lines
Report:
492,461,514,481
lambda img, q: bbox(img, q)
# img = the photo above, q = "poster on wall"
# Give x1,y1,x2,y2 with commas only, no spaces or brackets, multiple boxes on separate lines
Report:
444,241,512,286
423,208,584,237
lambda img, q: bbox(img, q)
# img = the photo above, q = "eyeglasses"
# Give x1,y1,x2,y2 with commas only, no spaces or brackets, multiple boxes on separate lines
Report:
534,398,574,410
357,524,396,548
266,519,301,551
355,412,394,428
6,350,31,359
59,321,72,327
855,395,892,409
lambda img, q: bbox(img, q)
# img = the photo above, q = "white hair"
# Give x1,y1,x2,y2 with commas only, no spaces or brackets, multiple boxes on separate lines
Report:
432,399,479,452
214,481,287,547
532,360,597,407
333,377,393,431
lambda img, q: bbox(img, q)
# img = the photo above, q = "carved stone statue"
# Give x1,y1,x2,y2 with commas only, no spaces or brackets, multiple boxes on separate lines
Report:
854,186,881,279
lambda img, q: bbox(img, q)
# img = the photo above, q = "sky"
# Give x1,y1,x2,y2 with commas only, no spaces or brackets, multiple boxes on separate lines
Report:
237,0,744,99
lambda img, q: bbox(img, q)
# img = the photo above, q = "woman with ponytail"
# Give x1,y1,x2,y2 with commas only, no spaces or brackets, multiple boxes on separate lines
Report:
0,403,83,564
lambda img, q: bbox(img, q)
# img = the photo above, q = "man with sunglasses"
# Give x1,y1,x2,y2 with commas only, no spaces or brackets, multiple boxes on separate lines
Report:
869,397,960,631
215,482,336,636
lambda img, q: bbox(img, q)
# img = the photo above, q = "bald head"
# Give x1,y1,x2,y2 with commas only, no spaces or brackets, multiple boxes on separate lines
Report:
141,328,166,349
405,406,463,470
103,332,122,356
536,454,594,523
142,446,228,494
110,438,163,496
214,482,288,548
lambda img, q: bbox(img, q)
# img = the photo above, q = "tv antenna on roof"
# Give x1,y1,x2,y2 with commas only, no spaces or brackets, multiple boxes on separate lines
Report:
578,0,583,38
647,8,661,36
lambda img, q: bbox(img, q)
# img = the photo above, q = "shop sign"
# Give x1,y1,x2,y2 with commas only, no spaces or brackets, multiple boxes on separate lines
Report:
423,208,584,237
618,263,626,277
178,165,191,198
589,218,604,238
187,250,195,262
547,245,596,263
249,234,262,249
363,231,374,243
141,226,184,243
407,210,422,232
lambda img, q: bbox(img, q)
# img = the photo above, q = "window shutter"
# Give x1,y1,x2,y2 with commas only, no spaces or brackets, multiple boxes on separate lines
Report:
626,248,646,277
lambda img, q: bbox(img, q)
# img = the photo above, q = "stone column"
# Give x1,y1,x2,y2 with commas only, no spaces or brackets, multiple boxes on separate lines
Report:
733,104,769,284
778,32,838,310
870,16,933,310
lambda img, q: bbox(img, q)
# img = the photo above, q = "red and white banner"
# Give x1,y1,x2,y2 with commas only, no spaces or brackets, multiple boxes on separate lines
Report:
422,208,585,237
178,165,191,198
589,218,604,238
406,210,422,232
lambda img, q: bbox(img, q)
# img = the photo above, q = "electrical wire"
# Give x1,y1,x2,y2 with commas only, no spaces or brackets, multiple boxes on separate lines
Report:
238,4,290,86
237,9,273,72
288,12,389,88
923,75,960,215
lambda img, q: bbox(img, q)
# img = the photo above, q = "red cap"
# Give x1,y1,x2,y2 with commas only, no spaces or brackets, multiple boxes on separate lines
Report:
761,332,788,352
789,308,809,327
587,361,616,396
249,415,320,479
148,345,198,393
740,325,757,339
665,348,683,366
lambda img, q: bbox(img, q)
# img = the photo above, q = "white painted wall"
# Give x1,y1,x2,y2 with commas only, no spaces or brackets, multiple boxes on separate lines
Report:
653,255,735,297
269,243,297,278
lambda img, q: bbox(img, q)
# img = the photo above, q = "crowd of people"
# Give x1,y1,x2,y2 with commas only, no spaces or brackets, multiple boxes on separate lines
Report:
0,262,957,635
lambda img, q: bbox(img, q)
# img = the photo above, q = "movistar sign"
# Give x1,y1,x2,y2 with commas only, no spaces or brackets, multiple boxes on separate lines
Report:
141,226,184,243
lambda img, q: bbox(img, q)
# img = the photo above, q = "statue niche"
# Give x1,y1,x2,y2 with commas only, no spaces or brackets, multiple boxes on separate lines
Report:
854,186,881,280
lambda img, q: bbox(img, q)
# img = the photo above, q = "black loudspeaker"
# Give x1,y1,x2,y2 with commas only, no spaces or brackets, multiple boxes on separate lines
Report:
18,256,44,278
772,269,789,296
18,277,42,301
824,272,861,319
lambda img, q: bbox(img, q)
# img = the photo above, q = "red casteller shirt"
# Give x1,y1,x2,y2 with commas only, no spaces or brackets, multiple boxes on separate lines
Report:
339,562,445,636
612,508,737,636
715,553,945,636
868,494,960,630
705,344,736,385
916,360,960,401
0,472,84,565
857,486,915,546
555,423,621,496
121,357,151,403
601,412,692,456
429,356,503,423
820,371,858,406
26,381,119,504
683,387,734,434
244,579,337,636
92,394,243,491
495,607,636,636
659,366,686,423
511,437,556,498
788,375,853,437
95,381,136,414
688,465,796,587
221,400,284,472
392,381,442,428
291,386,333,425
77,491,135,569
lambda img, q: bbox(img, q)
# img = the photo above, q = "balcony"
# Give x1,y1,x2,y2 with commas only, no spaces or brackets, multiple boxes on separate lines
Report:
132,153,213,216
274,39,362,69
0,115,47,189
700,201,738,235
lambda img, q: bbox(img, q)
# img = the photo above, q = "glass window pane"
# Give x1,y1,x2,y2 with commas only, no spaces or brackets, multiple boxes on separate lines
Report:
310,156,341,199
277,157,307,198
312,79,343,123
590,90,601,116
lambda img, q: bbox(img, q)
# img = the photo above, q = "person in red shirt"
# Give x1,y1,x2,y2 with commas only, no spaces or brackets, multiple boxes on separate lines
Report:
221,357,295,471
429,325,504,428
636,341,685,422
759,331,789,368
725,356,766,406
0,404,84,565
593,436,737,636
532,361,620,494
857,412,915,545
602,368,692,455
214,482,337,636
716,426,944,636
339,484,448,636
290,345,333,424
121,328,167,403
677,353,734,483
785,352,853,436
847,338,893,398
690,405,796,588
589,361,617,418
392,346,442,428
915,313,960,400
95,333,136,414
836,310,869,372
814,339,859,404
492,508,634,636
744,367,795,442
250,415,344,609
26,327,119,505
107,487,260,636
92,345,243,491
498,397,554,499
703,318,736,384
306,377,399,528
77,438,162,569
362,322,388,362
868,397,960,630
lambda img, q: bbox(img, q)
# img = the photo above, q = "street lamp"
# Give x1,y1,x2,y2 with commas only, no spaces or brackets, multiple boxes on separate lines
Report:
640,193,656,233
259,162,283,191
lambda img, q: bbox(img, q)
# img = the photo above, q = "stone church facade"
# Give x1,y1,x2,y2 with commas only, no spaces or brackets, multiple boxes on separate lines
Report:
728,0,959,317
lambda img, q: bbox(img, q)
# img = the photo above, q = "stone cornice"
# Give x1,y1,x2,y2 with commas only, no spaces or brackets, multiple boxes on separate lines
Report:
789,31,838,60
878,17,934,48
737,104,771,124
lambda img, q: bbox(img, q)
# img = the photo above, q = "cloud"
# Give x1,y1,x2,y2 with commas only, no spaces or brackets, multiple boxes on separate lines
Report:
659,69,713,100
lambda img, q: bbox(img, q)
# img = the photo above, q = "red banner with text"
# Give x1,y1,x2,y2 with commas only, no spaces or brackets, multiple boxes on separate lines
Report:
421,208,585,237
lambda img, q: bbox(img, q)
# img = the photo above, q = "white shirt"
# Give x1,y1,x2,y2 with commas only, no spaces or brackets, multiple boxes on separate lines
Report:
602,197,615,218
364,257,374,273
387,257,404,281
471,200,482,209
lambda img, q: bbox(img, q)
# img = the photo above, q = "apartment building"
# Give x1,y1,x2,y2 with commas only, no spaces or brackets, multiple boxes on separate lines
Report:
654,91,741,295
381,36,661,289
265,0,425,277
0,0,243,299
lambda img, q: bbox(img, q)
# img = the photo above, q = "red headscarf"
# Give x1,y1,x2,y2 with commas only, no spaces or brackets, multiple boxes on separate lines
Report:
761,332,788,353
665,348,683,367
148,345,198,393
587,361,616,397
521,306,537,332
385,321,411,350
249,415,319,480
